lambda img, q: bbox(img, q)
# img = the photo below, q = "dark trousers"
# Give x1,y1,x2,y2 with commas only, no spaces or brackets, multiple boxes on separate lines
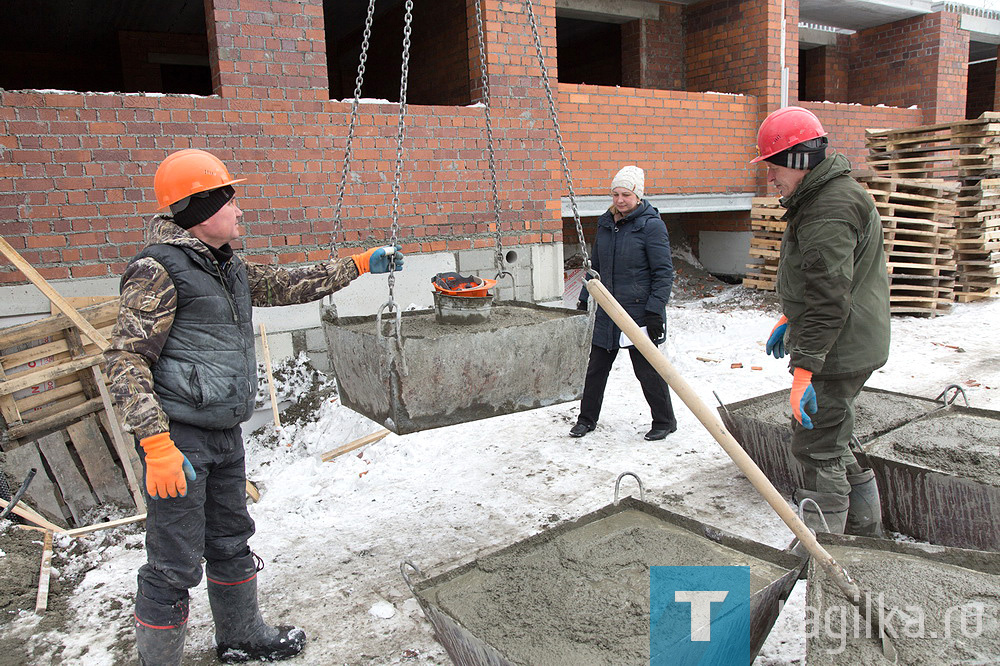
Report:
135,422,255,627
578,344,676,430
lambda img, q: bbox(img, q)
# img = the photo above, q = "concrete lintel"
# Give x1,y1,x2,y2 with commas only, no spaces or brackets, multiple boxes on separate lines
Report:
562,193,755,217
799,26,842,48
961,14,1000,45
555,0,660,24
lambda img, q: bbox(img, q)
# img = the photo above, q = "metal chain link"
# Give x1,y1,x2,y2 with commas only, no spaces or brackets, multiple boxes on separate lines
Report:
386,0,414,305
330,0,377,258
474,0,507,279
523,0,593,276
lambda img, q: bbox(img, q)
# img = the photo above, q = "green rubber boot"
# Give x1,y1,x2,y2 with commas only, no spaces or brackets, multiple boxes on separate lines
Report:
845,468,884,538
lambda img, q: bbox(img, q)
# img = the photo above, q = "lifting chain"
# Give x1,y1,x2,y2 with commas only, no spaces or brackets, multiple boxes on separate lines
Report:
386,0,415,309
523,0,594,278
330,0,377,257
474,0,509,281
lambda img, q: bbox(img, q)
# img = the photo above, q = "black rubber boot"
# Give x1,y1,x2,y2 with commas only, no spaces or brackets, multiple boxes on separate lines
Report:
207,553,305,663
845,468,884,538
135,619,187,666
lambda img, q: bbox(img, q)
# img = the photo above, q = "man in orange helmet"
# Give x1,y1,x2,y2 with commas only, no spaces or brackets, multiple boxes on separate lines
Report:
752,107,890,548
106,148,404,665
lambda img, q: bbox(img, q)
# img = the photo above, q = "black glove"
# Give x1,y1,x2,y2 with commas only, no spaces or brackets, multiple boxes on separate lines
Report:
646,313,664,343
576,300,587,311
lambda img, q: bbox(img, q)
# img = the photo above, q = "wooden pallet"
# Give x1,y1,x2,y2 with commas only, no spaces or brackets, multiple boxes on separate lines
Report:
743,197,783,292
0,298,144,527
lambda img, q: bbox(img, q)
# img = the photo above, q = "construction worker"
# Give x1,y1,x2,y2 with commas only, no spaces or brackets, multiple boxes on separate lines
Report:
105,148,404,664
571,165,676,441
753,107,890,543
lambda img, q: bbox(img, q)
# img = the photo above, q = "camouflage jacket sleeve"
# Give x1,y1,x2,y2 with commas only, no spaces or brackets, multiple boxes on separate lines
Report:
246,256,360,307
104,258,176,440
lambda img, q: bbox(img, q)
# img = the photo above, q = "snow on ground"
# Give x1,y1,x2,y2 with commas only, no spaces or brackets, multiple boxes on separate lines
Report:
2,290,998,665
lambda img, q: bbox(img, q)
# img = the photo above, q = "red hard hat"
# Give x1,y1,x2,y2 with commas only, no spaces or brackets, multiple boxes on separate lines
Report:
153,149,245,210
750,107,828,164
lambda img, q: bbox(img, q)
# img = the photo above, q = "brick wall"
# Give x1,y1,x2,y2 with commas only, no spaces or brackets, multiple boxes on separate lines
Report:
119,31,211,95
621,4,684,91
968,59,997,120
847,11,968,125
800,42,849,103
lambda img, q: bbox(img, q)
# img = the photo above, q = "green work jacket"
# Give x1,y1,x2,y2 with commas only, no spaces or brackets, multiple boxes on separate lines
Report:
776,153,891,379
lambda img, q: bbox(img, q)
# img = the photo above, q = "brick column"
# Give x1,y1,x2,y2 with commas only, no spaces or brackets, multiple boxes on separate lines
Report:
621,4,684,91
206,0,328,101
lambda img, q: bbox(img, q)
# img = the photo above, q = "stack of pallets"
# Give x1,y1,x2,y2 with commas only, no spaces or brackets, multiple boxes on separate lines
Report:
864,177,958,316
0,298,144,528
867,112,1000,302
743,197,784,291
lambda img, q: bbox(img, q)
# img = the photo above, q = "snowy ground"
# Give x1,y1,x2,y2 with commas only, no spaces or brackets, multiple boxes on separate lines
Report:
1,288,998,665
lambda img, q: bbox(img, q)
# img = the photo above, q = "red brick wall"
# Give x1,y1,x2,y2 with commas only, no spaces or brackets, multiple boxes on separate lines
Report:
799,101,922,176
622,4,684,91
557,84,759,197
847,12,968,125
968,59,996,119
800,42,849,103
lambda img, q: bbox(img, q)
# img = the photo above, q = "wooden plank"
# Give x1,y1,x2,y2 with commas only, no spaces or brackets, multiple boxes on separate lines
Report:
321,429,391,463
36,431,98,524
95,371,145,512
66,415,134,508
0,361,22,437
0,355,102,398
0,497,66,532
0,323,113,370
0,300,118,351
35,530,53,613
245,480,260,503
4,397,103,442
258,323,282,430
64,512,146,537
0,237,110,351
2,442,69,525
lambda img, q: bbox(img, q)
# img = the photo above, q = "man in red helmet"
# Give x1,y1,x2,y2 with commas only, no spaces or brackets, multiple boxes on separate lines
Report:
752,107,890,547
105,149,404,665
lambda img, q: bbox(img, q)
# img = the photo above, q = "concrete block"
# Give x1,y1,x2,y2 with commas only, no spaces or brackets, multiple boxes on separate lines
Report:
532,243,565,302
255,329,295,364
698,230,753,277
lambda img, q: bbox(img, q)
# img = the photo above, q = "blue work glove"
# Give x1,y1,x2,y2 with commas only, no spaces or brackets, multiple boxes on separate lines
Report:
766,315,788,359
646,312,664,344
790,367,818,429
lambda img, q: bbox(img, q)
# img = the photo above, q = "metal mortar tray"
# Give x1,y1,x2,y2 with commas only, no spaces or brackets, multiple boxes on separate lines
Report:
860,403,1000,551
806,532,1000,665
717,387,945,496
402,491,803,666
321,301,592,434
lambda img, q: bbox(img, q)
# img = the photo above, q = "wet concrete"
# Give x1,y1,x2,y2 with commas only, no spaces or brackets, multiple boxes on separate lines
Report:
807,541,1000,665
329,304,566,339
418,509,789,666
867,411,1000,486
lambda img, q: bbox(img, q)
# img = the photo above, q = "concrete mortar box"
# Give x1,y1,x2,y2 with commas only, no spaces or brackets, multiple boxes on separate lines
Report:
861,404,1000,551
717,387,944,496
406,497,804,666
806,533,1000,665
321,301,592,434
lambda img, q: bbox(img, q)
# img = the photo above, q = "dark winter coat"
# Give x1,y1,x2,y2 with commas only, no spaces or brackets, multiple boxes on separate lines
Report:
777,153,891,378
580,199,673,349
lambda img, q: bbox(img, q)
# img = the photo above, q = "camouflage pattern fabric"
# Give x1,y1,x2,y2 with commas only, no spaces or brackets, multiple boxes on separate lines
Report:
106,216,359,440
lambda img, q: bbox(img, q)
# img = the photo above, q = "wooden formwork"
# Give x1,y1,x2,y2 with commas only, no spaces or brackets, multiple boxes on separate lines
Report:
743,196,783,291
0,298,145,528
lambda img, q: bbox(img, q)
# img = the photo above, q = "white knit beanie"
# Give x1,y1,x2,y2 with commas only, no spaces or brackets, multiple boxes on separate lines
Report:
611,165,644,199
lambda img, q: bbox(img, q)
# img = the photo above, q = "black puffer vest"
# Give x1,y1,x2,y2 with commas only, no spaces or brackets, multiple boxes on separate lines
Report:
132,244,258,429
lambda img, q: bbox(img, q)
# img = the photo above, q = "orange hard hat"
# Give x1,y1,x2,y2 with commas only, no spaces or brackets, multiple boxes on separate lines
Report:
153,149,245,210
750,106,828,164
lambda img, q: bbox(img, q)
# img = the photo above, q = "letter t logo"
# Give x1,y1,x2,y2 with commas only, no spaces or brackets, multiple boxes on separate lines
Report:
674,590,729,641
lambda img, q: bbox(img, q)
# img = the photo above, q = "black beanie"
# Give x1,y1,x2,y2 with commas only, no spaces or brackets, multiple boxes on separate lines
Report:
764,137,828,170
170,185,235,230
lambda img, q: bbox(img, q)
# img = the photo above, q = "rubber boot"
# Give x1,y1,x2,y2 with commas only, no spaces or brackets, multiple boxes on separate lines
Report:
207,554,305,663
845,468,884,538
788,489,849,567
135,620,187,666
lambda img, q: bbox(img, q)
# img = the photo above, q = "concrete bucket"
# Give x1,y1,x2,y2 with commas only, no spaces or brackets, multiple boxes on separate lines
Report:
320,301,592,435
402,494,804,665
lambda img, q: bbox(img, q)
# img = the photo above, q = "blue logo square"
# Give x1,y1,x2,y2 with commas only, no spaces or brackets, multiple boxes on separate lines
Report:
650,566,757,666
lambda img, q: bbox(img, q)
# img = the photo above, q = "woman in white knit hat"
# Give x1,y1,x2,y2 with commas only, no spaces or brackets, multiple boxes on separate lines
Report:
571,165,677,441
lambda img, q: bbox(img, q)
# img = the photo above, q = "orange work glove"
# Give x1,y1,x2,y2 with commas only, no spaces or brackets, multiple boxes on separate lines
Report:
790,367,818,430
351,245,403,275
139,432,196,499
